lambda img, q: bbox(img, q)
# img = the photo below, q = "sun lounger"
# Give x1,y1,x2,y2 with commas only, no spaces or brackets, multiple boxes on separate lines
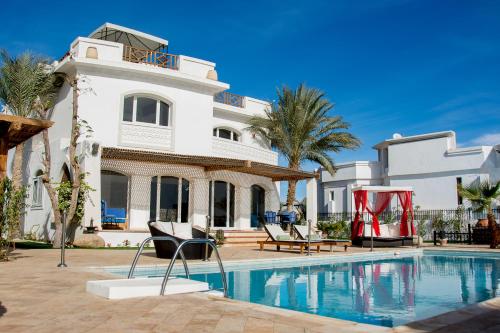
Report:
257,224,323,253
148,221,215,260
293,224,351,251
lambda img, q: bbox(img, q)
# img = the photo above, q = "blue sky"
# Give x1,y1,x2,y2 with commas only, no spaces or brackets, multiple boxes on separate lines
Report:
2,0,500,200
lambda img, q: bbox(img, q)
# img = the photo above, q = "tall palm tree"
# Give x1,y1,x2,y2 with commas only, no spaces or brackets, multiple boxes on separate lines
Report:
458,180,500,226
0,50,51,189
248,83,360,210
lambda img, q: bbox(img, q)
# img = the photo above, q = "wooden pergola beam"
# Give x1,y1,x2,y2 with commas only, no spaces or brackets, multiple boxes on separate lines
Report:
101,147,315,181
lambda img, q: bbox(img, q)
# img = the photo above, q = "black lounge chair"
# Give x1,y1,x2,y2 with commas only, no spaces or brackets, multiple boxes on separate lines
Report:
148,221,215,260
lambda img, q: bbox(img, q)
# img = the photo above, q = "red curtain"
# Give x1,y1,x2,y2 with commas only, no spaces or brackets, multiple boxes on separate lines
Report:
398,191,415,236
366,192,394,237
352,190,368,239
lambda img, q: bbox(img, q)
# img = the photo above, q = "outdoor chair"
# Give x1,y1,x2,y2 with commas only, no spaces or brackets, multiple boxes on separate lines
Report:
257,224,322,253
148,221,215,260
293,224,350,251
264,211,278,224
101,200,126,226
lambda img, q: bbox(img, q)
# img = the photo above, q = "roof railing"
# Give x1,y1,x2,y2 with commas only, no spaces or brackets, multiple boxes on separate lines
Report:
123,45,179,70
214,91,245,108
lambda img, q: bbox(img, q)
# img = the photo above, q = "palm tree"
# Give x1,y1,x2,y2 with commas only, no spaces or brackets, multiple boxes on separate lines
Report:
0,50,52,189
248,83,360,210
458,180,500,226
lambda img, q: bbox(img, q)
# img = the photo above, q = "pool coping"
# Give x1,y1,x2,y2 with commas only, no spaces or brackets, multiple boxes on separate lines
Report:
86,247,500,332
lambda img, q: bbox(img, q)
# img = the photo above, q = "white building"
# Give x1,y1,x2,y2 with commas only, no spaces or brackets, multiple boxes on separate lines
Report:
16,23,317,245
319,131,500,214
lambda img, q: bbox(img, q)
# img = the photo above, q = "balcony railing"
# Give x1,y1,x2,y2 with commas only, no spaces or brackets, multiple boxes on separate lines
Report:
214,91,245,108
123,45,179,70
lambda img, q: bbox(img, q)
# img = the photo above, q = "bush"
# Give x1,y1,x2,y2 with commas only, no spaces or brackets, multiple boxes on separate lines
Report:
0,178,27,260
317,220,350,239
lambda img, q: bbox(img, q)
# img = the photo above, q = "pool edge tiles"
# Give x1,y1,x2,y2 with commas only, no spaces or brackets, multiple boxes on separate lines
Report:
102,248,424,277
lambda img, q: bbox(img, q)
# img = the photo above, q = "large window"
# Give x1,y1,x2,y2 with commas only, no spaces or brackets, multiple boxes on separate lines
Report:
101,171,129,228
209,181,235,227
213,127,239,142
150,176,189,222
32,171,44,208
123,95,170,126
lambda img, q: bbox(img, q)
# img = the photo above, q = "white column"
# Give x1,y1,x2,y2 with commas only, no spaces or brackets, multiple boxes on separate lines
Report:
129,175,151,230
306,177,318,227
192,177,209,228
239,186,251,230
82,142,101,230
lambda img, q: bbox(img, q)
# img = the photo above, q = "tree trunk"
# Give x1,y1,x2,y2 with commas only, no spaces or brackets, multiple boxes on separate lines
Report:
65,78,81,229
286,161,300,211
39,128,63,248
287,179,297,211
11,142,25,190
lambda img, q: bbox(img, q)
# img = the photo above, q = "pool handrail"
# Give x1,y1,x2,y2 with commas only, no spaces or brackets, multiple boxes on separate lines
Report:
160,239,228,297
128,236,190,279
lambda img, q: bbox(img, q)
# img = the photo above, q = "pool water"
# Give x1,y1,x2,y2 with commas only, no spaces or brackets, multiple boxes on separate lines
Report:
112,251,500,327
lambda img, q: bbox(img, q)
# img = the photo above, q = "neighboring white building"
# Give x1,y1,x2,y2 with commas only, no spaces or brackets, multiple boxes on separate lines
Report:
15,23,317,245
319,131,500,213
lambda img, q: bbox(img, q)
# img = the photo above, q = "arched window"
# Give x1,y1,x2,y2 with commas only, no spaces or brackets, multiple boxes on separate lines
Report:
150,176,189,222
32,170,44,208
208,181,235,227
213,127,240,142
123,95,170,126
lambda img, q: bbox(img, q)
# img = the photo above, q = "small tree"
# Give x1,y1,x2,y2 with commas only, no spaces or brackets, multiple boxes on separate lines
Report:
247,84,360,210
0,178,27,260
458,181,500,227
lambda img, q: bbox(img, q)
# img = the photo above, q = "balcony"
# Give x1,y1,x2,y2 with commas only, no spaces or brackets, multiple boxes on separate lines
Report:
212,137,278,165
214,92,245,108
122,45,179,70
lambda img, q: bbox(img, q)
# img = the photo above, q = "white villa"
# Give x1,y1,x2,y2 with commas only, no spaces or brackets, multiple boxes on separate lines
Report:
318,131,500,214
15,23,317,245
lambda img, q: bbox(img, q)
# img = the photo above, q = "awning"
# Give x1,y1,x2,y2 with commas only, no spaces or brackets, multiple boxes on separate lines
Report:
0,114,53,178
0,114,53,149
101,147,316,181
89,23,168,51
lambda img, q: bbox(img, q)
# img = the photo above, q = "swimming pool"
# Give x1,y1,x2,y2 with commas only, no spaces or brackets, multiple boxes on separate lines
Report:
107,250,500,327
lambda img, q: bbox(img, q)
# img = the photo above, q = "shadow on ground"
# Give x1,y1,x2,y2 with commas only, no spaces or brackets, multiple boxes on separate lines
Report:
0,302,6,317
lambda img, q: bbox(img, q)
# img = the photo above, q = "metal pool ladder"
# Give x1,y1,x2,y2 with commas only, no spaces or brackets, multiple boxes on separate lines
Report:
127,236,228,297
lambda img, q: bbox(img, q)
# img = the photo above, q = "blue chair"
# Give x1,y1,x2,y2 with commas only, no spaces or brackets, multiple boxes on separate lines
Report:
101,200,126,226
264,211,278,224
280,211,297,225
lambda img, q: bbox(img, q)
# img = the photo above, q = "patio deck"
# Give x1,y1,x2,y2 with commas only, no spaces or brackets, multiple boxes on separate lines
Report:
0,245,499,332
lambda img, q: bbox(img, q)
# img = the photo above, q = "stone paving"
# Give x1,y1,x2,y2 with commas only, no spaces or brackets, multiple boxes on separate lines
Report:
0,245,499,332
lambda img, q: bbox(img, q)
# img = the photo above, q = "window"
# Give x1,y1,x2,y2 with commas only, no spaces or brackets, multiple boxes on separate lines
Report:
209,181,235,227
329,190,335,201
32,172,43,207
149,176,190,222
456,177,463,205
122,95,170,126
213,128,240,142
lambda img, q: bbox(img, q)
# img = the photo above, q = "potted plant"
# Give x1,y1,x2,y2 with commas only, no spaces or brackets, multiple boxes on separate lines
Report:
458,181,500,248
431,214,448,246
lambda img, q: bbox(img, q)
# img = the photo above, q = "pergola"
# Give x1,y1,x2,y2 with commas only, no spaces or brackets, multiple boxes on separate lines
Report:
0,114,53,179
101,147,317,182
351,185,415,241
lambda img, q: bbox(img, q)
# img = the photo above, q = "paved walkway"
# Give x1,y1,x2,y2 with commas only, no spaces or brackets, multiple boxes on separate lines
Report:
0,245,499,332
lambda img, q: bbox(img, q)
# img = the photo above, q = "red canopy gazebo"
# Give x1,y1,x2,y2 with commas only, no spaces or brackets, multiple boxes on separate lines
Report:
351,185,415,249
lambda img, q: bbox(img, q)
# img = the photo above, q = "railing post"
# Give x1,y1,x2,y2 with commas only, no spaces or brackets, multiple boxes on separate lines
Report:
468,224,472,245
204,215,210,262
433,230,437,246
